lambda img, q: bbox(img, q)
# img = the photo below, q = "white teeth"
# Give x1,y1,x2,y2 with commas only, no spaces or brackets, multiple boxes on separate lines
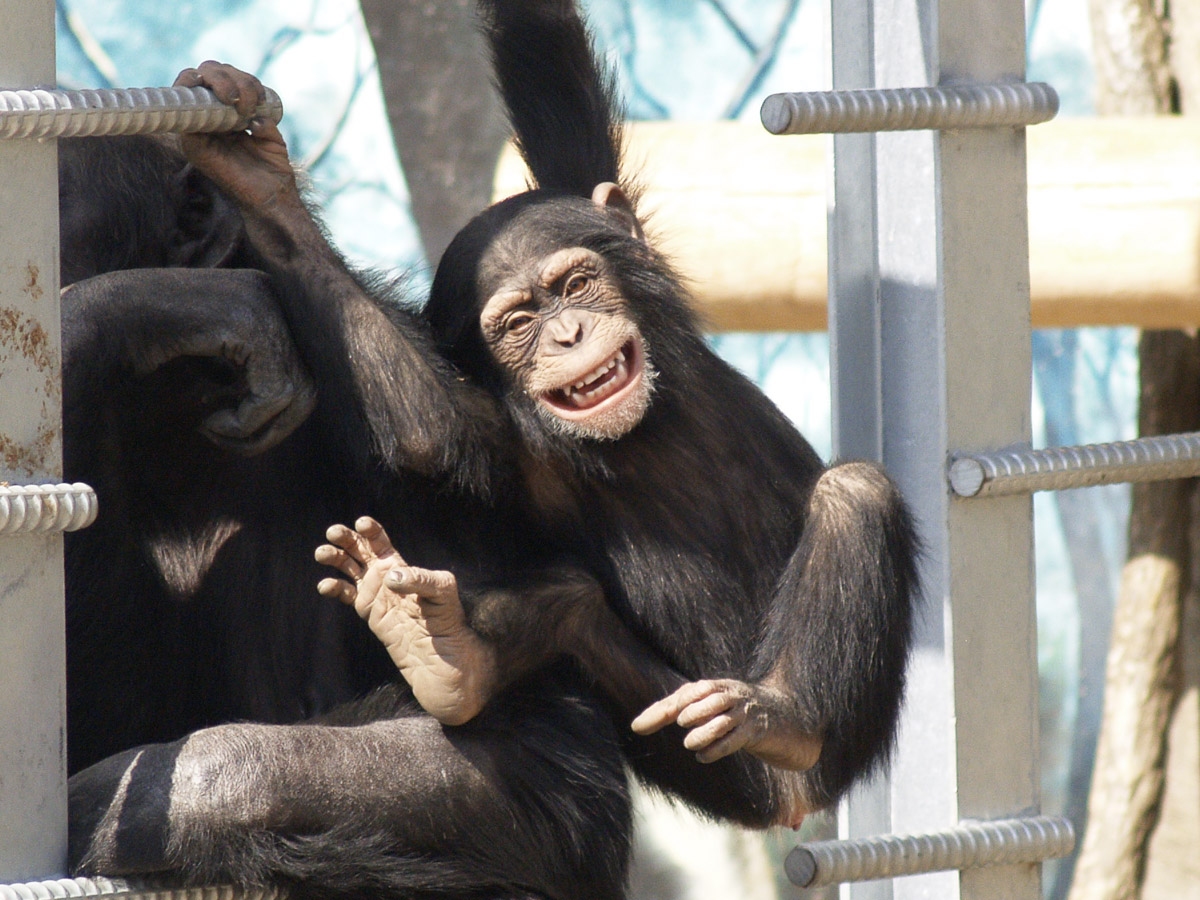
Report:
573,352,621,391
561,355,631,409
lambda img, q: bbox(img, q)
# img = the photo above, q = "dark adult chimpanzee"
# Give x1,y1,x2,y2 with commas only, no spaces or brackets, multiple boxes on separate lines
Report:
66,0,917,892
60,130,638,900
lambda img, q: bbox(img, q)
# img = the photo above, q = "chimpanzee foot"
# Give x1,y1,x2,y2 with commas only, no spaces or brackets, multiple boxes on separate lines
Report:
631,678,823,771
316,516,498,725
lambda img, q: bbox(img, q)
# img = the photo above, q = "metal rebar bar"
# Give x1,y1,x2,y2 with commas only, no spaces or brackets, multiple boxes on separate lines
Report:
0,878,285,900
760,82,1059,135
0,483,97,535
0,86,282,140
949,432,1200,497
784,816,1075,888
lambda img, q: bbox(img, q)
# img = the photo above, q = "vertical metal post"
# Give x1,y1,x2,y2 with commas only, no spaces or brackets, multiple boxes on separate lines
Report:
0,0,65,881
829,0,1038,899
826,7,892,900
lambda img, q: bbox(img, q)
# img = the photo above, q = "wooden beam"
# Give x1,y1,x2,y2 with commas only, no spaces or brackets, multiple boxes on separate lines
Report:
494,117,1200,331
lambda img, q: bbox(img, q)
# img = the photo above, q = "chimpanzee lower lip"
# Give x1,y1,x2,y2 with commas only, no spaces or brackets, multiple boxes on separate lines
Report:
542,339,642,416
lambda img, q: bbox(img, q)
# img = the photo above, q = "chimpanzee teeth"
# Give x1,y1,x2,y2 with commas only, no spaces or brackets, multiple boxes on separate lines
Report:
572,352,621,391
566,358,629,408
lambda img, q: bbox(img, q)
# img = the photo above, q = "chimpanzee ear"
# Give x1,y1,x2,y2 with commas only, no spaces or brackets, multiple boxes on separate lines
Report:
591,182,646,241
169,164,246,268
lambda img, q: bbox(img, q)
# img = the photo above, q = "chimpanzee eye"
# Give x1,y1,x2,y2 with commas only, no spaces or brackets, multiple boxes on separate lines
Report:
563,272,591,297
504,310,536,334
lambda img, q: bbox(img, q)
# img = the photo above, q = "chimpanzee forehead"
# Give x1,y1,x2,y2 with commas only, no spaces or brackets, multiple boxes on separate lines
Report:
476,197,614,295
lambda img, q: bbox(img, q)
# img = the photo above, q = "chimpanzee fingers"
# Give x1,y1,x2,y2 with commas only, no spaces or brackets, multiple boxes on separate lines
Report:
384,566,458,603
193,60,264,120
682,711,742,755
173,67,203,90
202,390,309,457
355,516,405,563
323,522,386,567
630,680,723,735
674,689,737,729
246,116,286,146
692,721,754,764
316,577,356,606
324,523,362,555
314,543,364,581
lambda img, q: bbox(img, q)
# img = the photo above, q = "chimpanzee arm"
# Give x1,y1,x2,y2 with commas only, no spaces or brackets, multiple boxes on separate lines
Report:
633,462,919,812
173,62,502,489
63,267,315,459
315,522,819,829
68,681,633,900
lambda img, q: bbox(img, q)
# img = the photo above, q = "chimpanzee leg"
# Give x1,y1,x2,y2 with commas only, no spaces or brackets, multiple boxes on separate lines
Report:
70,679,631,900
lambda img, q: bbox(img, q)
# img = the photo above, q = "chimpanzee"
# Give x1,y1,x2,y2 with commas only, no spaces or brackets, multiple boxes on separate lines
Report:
316,0,920,822
65,0,917,893
60,125,639,900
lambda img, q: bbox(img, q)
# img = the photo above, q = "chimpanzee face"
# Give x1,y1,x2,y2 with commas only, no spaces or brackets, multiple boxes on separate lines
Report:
477,216,656,441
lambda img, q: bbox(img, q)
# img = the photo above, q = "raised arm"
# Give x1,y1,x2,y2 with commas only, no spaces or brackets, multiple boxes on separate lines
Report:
173,63,502,489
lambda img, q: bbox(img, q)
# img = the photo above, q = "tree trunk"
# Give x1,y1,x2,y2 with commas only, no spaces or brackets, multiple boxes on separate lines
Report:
1069,332,1200,900
1066,0,1196,894
357,0,510,267
1141,503,1200,898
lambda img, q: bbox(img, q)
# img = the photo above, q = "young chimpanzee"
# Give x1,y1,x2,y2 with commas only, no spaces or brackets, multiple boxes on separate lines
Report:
317,0,920,828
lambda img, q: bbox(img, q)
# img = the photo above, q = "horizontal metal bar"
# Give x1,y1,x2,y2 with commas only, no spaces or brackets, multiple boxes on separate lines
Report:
0,878,284,900
0,86,282,140
760,82,1058,134
0,483,97,535
785,815,1075,888
949,432,1200,497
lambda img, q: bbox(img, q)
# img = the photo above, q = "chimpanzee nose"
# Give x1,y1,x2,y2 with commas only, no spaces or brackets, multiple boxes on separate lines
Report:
548,310,588,348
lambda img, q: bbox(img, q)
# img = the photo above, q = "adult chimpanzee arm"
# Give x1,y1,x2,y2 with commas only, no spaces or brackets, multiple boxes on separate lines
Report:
172,63,502,489
69,679,633,900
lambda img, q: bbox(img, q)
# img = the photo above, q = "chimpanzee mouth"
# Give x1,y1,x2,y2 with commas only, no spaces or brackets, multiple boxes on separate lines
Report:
542,338,644,418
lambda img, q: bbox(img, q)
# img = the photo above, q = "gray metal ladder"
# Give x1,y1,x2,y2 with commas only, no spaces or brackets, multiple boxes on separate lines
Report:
760,0,1200,893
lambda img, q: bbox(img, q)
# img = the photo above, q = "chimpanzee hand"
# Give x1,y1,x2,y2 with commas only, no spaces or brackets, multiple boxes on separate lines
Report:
174,61,298,213
315,516,499,726
631,678,823,771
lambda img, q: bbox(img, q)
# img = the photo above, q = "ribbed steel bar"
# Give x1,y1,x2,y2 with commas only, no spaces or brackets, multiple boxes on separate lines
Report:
760,82,1058,134
0,878,285,900
949,432,1200,497
0,483,97,535
785,816,1075,888
0,86,282,140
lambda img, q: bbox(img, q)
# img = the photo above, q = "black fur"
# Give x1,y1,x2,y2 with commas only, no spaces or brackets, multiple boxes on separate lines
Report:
64,0,917,891
477,0,624,196
425,0,920,817
60,147,633,898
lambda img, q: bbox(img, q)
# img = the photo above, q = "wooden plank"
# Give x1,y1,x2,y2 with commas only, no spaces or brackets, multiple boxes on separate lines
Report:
494,117,1200,331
